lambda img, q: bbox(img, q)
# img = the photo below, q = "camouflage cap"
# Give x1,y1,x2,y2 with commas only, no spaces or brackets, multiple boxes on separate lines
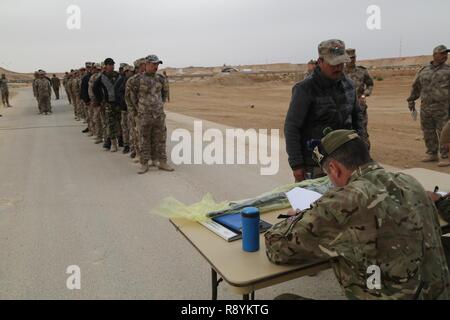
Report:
85,62,93,68
346,48,356,58
312,128,360,165
124,65,134,72
318,39,351,66
145,54,163,64
119,63,128,69
93,63,102,69
38,69,46,75
433,45,449,54
307,59,317,65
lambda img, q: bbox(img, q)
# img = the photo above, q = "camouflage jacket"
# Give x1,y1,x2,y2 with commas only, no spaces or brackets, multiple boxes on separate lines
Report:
131,72,168,116
265,162,450,300
51,77,60,88
345,65,374,97
125,73,141,114
407,62,450,107
88,72,101,103
71,76,81,99
34,78,52,99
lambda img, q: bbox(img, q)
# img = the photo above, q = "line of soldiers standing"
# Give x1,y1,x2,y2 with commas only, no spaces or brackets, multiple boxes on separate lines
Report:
63,55,174,174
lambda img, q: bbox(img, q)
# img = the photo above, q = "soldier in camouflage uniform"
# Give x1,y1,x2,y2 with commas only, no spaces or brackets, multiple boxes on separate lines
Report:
0,74,12,108
265,128,450,300
302,59,317,80
70,70,81,120
89,63,103,144
63,72,71,104
407,45,450,166
345,48,374,149
117,64,134,154
129,55,174,174
126,58,146,161
32,71,40,113
35,70,52,115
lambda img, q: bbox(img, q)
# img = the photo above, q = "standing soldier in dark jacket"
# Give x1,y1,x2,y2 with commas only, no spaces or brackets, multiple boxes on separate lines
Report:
93,58,121,152
284,39,364,182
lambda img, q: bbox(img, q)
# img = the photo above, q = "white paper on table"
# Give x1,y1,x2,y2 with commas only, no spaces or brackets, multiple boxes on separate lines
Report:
285,187,323,211
437,191,448,197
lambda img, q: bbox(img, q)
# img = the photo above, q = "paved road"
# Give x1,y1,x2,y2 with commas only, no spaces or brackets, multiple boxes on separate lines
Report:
0,87,344,299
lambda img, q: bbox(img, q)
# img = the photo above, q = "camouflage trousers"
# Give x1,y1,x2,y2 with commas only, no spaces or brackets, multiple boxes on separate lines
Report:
37,96,51,113
93,105,103,139
73,96,79,118
52,86,60,99
420,105,449,157
87,102,95,132
360,102,371,150
79,100,87,120
105,103,122,140
65,88,72,104
1,88,9,106
128,112,141,156
138,113,167,164
121,111,130,146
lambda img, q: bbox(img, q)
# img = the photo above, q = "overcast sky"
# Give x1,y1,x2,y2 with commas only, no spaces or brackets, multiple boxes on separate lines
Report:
0,0,449,72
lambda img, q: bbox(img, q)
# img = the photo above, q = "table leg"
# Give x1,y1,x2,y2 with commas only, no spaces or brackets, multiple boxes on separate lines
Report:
212,268,218,300
242,291,255,300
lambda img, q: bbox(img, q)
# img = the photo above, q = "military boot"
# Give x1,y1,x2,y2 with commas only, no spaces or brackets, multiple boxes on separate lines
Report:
138,163,149,174
103,138,111,150
122,145,130,154
118,136,124,148
94,137,103,144
150,160,158,167
158,161,174,172
421,154,438,162
130,150,136,159
82,127,89,133
111,139,118,152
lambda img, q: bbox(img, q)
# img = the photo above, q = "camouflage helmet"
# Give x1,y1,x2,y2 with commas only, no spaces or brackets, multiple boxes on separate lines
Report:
124,65,134,72
312,128,361,165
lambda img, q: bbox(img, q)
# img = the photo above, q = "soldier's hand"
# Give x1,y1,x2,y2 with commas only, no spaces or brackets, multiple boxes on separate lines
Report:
358,95,366,105
293,168,305,182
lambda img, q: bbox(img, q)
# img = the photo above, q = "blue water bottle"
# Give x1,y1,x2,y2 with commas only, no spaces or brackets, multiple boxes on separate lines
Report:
241,207,260,252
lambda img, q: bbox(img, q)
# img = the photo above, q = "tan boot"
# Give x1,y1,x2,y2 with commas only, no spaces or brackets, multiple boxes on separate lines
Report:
138,163,149,174
438,160,450,167
150,160,158,167
158,161,174,172
111,139,118,152
421,154,438,162
133,157,140,163
94,137,103,144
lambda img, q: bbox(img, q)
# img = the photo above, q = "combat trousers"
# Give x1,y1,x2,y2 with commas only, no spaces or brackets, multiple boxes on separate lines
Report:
420,104,449,157
93,105,103,139
121,111,130,146
128,112,141,156
360,102,371,150
53,86,60,99
88,102,95,133
73,96,79,118
105,103,121,140
1,89,9,106
65,88,72,104
38,96,51,113
138,113,167,164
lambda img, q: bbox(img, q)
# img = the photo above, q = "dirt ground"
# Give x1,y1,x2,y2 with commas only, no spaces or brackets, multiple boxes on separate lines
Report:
166,74,450,173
